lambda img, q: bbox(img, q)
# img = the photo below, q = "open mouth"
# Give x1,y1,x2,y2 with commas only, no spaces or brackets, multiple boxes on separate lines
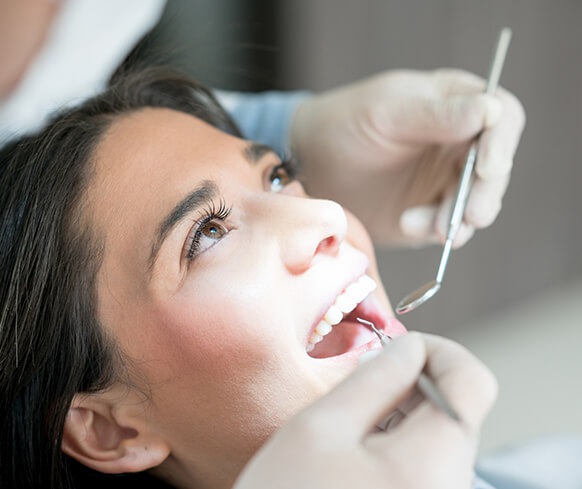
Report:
306,275,390,359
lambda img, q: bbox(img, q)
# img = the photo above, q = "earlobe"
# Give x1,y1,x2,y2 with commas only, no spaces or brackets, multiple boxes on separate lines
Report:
62,393,170,474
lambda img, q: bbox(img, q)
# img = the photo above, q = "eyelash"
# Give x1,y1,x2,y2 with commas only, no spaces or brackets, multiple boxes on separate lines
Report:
269,158,300,191
185,200,232,260
184,158,298,260
278,158,299,179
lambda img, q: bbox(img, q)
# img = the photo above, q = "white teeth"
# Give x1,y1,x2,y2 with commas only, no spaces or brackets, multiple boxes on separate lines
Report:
309,332,324,344
345,282,366,303
307,274,378,351
335,293,357,314
315,320,333,336
324,304,343,325
359,274,377,294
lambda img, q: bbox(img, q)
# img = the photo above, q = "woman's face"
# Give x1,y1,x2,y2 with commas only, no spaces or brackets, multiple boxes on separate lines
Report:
88,108,406,483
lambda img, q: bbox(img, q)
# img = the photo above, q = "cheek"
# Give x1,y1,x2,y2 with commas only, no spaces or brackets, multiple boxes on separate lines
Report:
344,209,393,310
131,271,304,450
146,266,287,383
345,209,377,267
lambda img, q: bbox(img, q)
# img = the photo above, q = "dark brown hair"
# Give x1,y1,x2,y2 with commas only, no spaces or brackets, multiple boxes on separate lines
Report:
0,67,241,489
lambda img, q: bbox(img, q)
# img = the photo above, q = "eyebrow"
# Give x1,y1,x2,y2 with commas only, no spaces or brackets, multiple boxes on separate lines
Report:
243,142,278,165
148,181,217,272
147,143,277,273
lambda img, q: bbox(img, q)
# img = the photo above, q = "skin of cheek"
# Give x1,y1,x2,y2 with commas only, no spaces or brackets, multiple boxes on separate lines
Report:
117,247,329,467
344,208,392,313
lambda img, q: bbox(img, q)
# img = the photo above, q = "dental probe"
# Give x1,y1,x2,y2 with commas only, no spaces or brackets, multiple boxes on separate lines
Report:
395,27,512,315
356,318,460,422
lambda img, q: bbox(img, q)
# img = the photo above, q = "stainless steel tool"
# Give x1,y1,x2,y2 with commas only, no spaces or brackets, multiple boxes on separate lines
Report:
396,27,512,315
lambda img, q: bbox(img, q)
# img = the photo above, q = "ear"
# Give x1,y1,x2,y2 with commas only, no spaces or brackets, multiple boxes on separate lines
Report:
62,387,170,474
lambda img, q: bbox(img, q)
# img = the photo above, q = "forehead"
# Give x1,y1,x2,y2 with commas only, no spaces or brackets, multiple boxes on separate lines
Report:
87,107,248,289
93,107,243,183
89,107,247,216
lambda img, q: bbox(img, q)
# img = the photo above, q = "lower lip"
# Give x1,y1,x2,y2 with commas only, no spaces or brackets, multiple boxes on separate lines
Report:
383,316,408,337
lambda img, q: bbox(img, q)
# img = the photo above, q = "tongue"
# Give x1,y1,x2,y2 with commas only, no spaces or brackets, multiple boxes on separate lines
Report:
309,320,373,359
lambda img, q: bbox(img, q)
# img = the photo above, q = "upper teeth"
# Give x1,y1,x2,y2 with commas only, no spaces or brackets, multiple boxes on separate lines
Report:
307,274,377,352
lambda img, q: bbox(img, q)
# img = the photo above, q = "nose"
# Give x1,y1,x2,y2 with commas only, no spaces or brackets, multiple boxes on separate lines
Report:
276,197,348,275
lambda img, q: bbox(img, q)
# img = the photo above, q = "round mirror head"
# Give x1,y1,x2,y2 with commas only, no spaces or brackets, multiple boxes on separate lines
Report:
396,280,441,315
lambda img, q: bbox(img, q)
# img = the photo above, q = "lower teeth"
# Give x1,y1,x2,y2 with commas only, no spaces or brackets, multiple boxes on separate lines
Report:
307,318,376,358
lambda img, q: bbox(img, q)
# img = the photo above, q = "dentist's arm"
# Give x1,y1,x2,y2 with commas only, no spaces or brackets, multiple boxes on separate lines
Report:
234,332,498,489
291,69,525,247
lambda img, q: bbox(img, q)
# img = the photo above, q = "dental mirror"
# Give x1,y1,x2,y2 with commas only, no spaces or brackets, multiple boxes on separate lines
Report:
396,280,441,315
396,27,512,315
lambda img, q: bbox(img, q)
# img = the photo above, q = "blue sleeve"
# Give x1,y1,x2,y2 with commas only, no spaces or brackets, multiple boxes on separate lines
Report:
214,90,310,157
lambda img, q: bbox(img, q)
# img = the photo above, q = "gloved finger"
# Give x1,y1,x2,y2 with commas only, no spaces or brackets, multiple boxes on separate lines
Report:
399,203,474,247
434,68,486,94
476,88,525,180
387,385,424,421
464,173,510,228
434,69,523,179
399,205,439,243
419,334,498,431
373,400,480,489
392,92,502,144
383,336,496,450
358,351,419,433
434,191,476,248
450,224,475,249
371,334,496,458
376,408,407,432
300,333,426,441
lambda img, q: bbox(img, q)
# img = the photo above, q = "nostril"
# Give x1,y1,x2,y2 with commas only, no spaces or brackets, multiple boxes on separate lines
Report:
285,234,342,275
281,199,347,274
315,235,340,256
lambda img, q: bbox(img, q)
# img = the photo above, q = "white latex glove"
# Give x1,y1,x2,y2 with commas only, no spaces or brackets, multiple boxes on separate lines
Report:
291,69,526,247
234,333,497,489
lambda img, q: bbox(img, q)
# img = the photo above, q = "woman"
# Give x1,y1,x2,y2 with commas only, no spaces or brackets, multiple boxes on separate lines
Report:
0,67,497,489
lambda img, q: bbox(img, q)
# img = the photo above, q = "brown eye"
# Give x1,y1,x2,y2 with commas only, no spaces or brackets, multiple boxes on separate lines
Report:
269,164,293,193
201,221,228,239
186,219,230,259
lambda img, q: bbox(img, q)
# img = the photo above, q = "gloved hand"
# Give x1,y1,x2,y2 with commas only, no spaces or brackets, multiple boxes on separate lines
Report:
291,69,525,247
234,332,497,489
